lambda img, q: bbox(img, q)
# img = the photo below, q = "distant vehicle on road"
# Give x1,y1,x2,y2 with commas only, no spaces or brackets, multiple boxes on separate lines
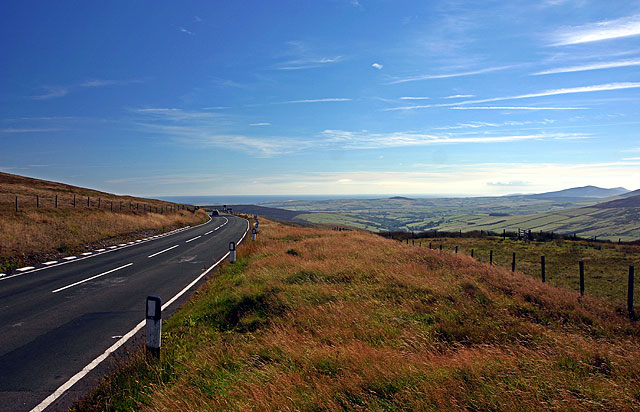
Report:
211,210,219,216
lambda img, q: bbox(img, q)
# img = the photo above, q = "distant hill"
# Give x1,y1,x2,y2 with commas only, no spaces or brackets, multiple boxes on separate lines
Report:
593,194,640,209
204,204,305,221
388,196,415,200
527,185,629,200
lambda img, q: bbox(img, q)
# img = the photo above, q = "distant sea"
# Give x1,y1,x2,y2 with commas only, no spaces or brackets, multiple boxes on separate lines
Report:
157,194,429,206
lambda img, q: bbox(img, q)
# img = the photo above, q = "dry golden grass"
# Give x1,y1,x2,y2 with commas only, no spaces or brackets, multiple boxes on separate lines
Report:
0,172,206,272
75,218,640,412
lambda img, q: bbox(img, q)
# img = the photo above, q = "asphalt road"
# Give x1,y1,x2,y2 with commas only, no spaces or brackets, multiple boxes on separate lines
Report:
0,213,249,412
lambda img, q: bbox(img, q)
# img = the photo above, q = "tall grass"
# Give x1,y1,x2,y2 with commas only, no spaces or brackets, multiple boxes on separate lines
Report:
75,218,640,411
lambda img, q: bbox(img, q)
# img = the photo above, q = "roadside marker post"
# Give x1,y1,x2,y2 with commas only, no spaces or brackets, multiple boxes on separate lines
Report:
579,261,585,296
145,296,162,360
490,250,493,265
628,266,635,318
541,256,546,283
512,252,516,272
229,242,236,263
252,228,257,241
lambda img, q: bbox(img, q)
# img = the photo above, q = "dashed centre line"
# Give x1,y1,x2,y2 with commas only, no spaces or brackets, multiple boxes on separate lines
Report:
204,230,213,235
147,245,179,258
185,235,201,243
52,263,134,294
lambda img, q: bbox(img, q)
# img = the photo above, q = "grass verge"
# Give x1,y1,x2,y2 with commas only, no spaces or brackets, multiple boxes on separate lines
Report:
74,218,640,411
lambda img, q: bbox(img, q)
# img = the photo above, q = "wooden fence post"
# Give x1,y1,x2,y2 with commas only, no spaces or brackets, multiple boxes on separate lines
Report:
490,250,493,265
87,196,90,207
455,246,458,254
15,196,18,212
541,256,546,283
471,249,474,258
55,195,58,208
628,266,634,317
579,261,585,296
511,252,516,272
74,195,76,208
36,195,39,208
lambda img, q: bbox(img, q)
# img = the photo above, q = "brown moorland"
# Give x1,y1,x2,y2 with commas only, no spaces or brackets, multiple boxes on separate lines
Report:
75,217,640,411
0,172,207,273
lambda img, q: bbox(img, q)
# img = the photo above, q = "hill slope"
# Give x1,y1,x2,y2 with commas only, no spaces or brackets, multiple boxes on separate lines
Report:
527,185,629,200
76,218,640,411
0,172,206,273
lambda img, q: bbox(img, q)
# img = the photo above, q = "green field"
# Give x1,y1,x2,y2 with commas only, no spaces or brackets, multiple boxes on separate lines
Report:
263,196,640,241
399,236,640,307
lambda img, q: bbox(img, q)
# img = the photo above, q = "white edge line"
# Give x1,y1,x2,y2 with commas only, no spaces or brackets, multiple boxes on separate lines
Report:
31,216,248,412
43,261,58,266
52,263,134,294
147,244,179,258
63,257,77,261
0,215,215,282
16,266,36,272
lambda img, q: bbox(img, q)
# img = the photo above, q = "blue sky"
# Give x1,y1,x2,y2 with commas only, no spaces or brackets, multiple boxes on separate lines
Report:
1,0,640,197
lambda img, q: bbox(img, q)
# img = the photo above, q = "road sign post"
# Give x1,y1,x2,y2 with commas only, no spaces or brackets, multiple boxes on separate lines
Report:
145,296,162,360
229,242,236,263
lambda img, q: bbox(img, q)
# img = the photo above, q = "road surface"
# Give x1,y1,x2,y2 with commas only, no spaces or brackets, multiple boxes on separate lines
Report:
0,213,249,411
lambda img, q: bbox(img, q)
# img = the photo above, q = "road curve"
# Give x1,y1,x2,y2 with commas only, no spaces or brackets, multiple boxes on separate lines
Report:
0,214,249,412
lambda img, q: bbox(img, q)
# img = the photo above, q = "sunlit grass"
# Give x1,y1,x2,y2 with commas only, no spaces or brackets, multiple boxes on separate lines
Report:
74,218,640,411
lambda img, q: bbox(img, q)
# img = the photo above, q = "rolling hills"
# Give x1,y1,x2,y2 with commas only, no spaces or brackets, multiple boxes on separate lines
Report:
0,172,207,273
260,186,640,240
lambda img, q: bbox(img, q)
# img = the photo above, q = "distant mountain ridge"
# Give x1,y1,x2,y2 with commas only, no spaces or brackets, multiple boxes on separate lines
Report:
527,185,629,200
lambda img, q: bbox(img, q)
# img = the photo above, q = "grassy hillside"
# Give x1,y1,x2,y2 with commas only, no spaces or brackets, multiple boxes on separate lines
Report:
75,218,640,411
0,172,207,273
394,236,639,307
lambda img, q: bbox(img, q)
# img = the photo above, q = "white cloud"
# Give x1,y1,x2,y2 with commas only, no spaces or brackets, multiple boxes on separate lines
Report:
250,122,271,126
551,14,640,46
385,82,640,111
532,58,640,75
320,129,585,149
275,56,343,70
32,79,142,100
131,108,221,121
387,65,514,84
400,96,429,100
179,27,195,36
277,98,351,104
444,94,475,99
449,106,587,110
372,63,383,70
0,128,61,133
227,161,640,196
32,87,70,100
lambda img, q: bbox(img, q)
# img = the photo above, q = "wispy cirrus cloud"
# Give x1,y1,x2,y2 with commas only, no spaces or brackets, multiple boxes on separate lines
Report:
0,128,62,133
179,27,195,36
449,106,587,110
276,98,351,104
532,58,640,75
32,79,142,100
400,96,429,100
385,82,640,111
250,122,271,126
444,94,475,99
274,41,344,70
387,65,514,84
320,129,585,149
131,108,222,121
550,14,640,46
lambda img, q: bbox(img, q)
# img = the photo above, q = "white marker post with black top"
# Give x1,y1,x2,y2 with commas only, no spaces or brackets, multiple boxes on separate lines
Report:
252,228,257,241
229,241,236,263
145,296,162,360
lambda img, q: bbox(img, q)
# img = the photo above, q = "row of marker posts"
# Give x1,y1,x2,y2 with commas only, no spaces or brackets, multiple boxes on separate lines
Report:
407,238,637,318
146,213,261,359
